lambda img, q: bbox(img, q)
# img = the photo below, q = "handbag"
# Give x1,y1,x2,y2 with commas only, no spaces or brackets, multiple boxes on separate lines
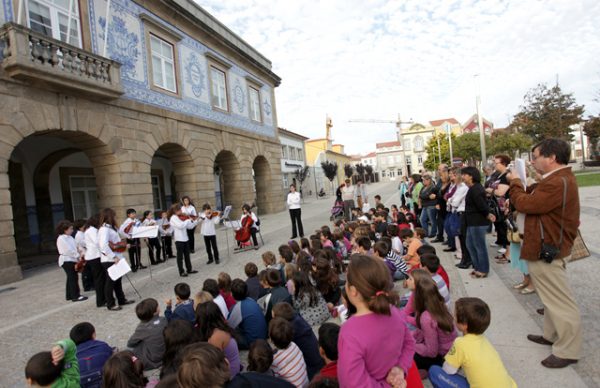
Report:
539,177,566,263
448,212,461,236
568,230,590,262
506,214,521,244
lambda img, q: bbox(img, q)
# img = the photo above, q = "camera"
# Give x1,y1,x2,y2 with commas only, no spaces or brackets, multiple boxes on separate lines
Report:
539,243,559,263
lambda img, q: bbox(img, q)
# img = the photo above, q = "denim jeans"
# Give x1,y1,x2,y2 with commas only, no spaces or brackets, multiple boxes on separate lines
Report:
429,365,469,388
466,225,490,273
444,216,457,249
420,206,438,237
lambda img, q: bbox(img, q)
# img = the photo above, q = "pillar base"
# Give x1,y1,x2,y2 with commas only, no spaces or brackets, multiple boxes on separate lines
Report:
0,265,23,286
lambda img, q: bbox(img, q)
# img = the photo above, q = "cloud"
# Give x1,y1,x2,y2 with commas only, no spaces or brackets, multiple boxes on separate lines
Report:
196,0,600,154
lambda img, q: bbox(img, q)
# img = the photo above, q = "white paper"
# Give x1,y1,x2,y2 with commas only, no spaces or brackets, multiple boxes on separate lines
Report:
224,220,241,229
131,225,159,238
515,158,527,190
222,205,232,219
108,258,131,281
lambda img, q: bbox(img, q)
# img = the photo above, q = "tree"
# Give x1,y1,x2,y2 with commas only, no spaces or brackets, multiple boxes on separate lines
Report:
424,133,453,170
293,166,310,197
509,83,584,142
321,160,338,192
364,165,374,182
343,164,354,179
453,133,490,165
584,116,600,160
355,163,366,181
488,129,533,159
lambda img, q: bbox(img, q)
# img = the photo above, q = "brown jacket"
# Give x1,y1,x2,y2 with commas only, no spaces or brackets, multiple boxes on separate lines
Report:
509,167,580,261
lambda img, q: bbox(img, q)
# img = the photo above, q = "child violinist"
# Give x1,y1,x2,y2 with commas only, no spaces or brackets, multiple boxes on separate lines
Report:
168,203,199,277
199,203,221,265
142,210,162,265
158,211,175,259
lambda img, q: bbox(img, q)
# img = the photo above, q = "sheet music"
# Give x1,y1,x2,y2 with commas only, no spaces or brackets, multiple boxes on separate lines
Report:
222,205,232,219
224,220,241,229
108,258,131,281
515,158,527,190
131,225,159,238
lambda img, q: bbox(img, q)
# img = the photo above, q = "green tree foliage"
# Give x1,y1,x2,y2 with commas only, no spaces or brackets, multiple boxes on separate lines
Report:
355,163,366,181
509,83,584,142
424,133,453,170
293,166,310,190
321,161,338,182
488,130,533,158
364,165,374,182
344,164,354,178
453,133,490,165
584,116,600,159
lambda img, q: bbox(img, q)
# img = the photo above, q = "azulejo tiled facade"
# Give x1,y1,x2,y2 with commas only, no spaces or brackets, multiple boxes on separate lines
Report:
0,0,285,284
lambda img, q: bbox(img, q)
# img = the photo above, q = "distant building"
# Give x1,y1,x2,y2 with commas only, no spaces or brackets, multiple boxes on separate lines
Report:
462,115,494,134
376,141,403,181
399,123,435,176
429,118,463,136
278,128,308,193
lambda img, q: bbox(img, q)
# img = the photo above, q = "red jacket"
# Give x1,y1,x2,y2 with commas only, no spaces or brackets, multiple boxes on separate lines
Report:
314,361,337,381
436,266,450,290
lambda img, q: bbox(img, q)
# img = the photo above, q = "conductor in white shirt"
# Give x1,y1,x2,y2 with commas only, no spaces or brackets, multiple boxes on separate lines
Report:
287,184,304,239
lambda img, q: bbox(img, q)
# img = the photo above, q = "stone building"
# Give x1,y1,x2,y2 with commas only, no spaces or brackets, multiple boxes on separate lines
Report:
0,0,284,284
375,141,403,181
278,127,308,195
399,123,435,176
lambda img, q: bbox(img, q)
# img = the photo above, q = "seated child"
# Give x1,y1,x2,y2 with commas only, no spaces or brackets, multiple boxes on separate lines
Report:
417,245,450,289
165,283,195,323
218,272,236,310
25,339,79,387
127,298,167,370
101,350,148,387
272,302,324,380
244,262,265,301
194,290,213,306
263,250,285,281
397,212,412,232
387,224,402,254
429,298,516,388
379,237,409,281
203,278,229,318
264,269,292,323
419,254,451,309
279,244,295,266
400,229,422,269
372,241,397,282
228,339,295,387
69,322,113,388
319,226,334,248
414,227,428,245
313,323,340,382
228,278,268,350
354,236,372,255
269,317,309,388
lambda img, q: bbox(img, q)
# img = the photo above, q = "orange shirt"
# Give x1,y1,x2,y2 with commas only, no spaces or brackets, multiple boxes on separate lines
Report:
403,239,422,269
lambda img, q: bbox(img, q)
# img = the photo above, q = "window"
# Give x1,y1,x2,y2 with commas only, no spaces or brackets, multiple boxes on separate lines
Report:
151,175,163,211
28,0,82,47
282,145,288,159
414,136,424,151
150,35,176,92
297,148,304,161
70,176,97,220
282,174,289,189
210,66,228,111
417,154,423,164
404,139,412,151
405,156,412,165
290,147,297,160
248,86,261,122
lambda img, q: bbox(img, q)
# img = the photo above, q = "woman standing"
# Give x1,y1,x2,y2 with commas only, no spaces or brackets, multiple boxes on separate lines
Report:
287,184,304,239
461,167,495,278
434,168,450,243
56,220,87,302
84,214,106,307
418,175,439,238
409,174,423,216
446,169,471,269
181,196,197,253
98,208,134,311
398,176,409,207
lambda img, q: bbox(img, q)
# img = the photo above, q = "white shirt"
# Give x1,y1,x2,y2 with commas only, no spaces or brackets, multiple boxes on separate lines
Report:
214,294,229,319
84,226,100,261
57,234,78,267
199,213,220,236
182,204,197,217
449,182,469,212
240,212,259,231
118,218,141,239
158,217,173,236
170,215,197,242
391,236,402,254
287,192,301,209
75,230,86,256
341,185,355,201
98,224,124,263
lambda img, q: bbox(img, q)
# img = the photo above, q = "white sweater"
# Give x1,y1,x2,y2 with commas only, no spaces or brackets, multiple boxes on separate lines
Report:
287,192,301,209
57,234,79,267
98,224,125,263
84,227,100,261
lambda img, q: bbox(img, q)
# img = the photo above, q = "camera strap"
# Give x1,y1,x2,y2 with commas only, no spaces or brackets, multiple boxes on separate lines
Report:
539,177,567,245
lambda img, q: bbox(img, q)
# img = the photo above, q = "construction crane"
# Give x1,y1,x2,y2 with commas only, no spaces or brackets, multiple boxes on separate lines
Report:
348,114,414,137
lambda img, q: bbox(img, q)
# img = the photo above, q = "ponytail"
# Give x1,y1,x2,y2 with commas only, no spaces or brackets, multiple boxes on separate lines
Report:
346,254,399,316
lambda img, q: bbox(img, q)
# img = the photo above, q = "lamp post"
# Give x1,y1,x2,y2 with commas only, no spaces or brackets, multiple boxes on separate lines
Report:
446,123,454,165
475,75,487,166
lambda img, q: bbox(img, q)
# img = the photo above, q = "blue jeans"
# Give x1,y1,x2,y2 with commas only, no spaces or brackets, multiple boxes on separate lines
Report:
466,225,489,273
444,216,457,249
420,206,438,237
429,365,469,388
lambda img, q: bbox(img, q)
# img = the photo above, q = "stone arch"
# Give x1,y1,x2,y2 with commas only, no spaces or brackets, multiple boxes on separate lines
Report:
151,143,198,211
2,128,124,281
213,150,243,218
252,155,272,215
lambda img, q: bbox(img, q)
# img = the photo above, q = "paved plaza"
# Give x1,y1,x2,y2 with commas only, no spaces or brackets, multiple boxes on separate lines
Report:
0,181,598,387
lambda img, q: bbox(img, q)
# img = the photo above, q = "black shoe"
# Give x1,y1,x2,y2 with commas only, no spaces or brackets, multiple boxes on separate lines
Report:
190,250,195,254
188,270,198,274
120,300,135,306
432,238,443,243
456,263,472,269
168,255,176,259
72,296,88,302
180,272,188,277
290,236,298,239
206,260,213,265
131,267,138,273
139,265,148,269
84,288,93,292
443,248,456,252
215,259,220,264
151,262,159,265
300,235,305,238
107,305,122,311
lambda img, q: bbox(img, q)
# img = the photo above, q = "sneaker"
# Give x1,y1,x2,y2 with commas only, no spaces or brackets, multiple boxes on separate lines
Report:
497,247,507,254
206,260,213,265
72,296,88,302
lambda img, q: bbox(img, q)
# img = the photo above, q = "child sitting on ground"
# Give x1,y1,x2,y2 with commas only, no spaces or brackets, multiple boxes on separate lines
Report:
354,236,372,255
419,254,451,309
417,245,450,290
279,244,295,265
429,298,516,388
263,250,285,280
165,283,195,323
218,272,236,310
372,241,397,283
269,317,309,388
127,298,167,371
101,350,148,387
69,322,113,388
379,237,409,281
264,269,292,323
203,278,229,318
194,290,213,306
25,339,79,387
401,229,422,269
313,323,341,382
244,262,264,301
320,226,334,248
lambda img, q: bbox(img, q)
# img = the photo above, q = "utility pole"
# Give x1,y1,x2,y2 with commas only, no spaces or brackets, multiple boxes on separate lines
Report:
475,75,486,166
446,123,454,165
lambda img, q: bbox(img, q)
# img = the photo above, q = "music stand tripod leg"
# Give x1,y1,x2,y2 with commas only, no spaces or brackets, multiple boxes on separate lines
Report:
124,274,142,299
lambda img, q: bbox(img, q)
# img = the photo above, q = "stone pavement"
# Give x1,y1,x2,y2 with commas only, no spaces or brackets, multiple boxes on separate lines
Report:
0,181,598,387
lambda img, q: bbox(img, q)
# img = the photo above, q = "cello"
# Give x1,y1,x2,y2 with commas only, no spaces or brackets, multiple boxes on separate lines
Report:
235,214,253,245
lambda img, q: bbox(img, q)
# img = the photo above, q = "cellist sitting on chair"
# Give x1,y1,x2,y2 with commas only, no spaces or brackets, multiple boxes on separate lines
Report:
235,204,259,250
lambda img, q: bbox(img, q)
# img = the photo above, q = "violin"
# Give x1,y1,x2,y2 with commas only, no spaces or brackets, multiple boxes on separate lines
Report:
207,211,220,219
178,214,198,221
109,241,128,253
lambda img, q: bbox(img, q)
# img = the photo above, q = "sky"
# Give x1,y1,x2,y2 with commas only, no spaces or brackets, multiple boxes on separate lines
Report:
196,0,600,155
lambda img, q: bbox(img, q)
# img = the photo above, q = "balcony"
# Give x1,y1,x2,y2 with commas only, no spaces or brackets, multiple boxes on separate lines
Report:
0,22,123,100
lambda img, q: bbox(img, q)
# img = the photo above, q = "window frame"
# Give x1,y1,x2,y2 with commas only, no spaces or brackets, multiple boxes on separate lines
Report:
149,33,177,93
26,0,83,48
205,52,232,113
247,85,262,123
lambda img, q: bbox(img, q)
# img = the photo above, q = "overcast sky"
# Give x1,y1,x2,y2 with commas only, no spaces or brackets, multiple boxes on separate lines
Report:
197,0,600,155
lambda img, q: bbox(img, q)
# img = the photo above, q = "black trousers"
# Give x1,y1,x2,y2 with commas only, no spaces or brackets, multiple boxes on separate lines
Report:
101,261,126,308
62,262,80,301
414,352,444,371
204,235,219,262
494,218,509,248
458,213,472,266
162,236,174,257
175,241,192,274
289,208,304,238
88,258,106,307
187,227,196,252
82,262,94,291
127,239,141,269
436,211,447,240
147,237,162,264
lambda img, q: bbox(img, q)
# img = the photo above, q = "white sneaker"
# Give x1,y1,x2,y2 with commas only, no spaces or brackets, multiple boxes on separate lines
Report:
498,247,507,254
490,242,499,247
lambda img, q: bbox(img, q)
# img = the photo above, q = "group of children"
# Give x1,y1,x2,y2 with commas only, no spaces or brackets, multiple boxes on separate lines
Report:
36,194,516,387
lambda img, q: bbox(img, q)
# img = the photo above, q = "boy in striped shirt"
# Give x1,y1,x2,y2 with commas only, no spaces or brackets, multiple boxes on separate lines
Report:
269,317,309,388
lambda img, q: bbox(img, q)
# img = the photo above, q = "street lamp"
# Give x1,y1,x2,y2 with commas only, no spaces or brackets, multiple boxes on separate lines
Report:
445,123,454,165
475,75,487,166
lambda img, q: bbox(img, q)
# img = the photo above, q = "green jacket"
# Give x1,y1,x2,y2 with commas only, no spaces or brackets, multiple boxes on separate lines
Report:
411,182,423,205
52,339,80,388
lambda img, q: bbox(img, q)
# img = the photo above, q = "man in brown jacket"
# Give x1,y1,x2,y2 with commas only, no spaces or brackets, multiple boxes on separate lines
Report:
508,138,582,368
